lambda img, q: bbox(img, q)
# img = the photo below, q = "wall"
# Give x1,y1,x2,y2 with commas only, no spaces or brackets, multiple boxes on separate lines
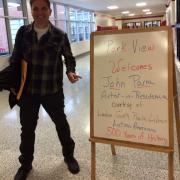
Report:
71,40,90,56
166,0,176,56
166,1,175,25
115,20,122,29
175,0,177,23
95,13,116,27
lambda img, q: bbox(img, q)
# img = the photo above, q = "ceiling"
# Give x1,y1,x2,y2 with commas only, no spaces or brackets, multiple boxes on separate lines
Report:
55,0,168,18
0,0,168,18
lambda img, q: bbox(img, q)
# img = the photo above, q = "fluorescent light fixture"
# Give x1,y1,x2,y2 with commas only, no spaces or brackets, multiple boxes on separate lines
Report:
107,5,119,10
129,13,135,16
8,2,20,7
121,11,130,14
143,9,150,12
146,12,152,15
136,2,147,7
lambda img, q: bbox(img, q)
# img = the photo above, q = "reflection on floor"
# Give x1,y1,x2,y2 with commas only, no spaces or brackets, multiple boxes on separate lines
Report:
0,53,180,180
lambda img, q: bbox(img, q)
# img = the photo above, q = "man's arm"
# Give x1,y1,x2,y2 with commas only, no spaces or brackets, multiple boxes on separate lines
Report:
9,26,25,91
62,33,82,83
62,33,76,73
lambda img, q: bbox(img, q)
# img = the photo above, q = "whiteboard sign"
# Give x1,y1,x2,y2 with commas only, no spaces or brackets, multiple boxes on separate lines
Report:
91,27,173,148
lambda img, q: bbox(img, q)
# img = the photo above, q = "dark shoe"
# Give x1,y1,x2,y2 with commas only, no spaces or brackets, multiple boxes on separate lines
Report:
14,165,32,180
64,157,80,174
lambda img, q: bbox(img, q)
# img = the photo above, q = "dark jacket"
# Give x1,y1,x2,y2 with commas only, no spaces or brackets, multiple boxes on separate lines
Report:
0,65,15,90
0,21,76,108
0,64,21,108
10,22,76,96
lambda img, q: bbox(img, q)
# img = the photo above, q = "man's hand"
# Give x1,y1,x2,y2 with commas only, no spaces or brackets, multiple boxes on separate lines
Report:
67,72,82,83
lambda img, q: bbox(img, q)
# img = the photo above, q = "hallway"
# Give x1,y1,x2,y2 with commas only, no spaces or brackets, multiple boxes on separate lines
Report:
0,53,180,180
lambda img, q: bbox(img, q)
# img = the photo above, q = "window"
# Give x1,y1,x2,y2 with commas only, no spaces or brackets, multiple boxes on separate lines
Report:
0,18,9,55
68,7,95,43
70,22,77,42
69,7,76,21
91,22,95,32
144,20,161,27
0,0,27,55
122,22,142,29
135,22,142,28
0,0,4,16
152,20,161,27
7,0,25,46
7,0,23,18
0,0,9,55
77,10,83,21
84,11,90,22
84,23,90,40
0,1,95,56
56,20,67,32
144,21,153,27
56,4,66,20
90,12,95,22
77,22,84,41
10,19,24,45
55,4,67,32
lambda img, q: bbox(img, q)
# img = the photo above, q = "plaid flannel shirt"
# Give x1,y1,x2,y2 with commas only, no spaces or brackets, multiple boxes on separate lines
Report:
10,22,76,96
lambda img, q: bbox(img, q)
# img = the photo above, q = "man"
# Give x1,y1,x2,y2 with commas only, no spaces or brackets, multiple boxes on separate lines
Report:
10,0,81,179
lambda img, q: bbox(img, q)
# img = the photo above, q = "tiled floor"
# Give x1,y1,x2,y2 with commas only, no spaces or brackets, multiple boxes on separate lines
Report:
0,53,180,180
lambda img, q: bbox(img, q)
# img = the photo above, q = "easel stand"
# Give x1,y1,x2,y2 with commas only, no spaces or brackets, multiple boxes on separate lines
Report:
173,61,180,163
90,139,176,180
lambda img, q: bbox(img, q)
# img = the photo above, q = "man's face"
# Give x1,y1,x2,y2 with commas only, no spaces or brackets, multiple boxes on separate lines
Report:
31,0,51,28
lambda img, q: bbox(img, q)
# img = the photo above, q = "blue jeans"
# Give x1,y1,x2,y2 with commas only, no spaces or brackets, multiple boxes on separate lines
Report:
18,90,75,167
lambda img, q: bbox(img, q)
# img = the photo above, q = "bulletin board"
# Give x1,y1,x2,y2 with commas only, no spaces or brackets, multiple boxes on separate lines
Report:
90,26,174,151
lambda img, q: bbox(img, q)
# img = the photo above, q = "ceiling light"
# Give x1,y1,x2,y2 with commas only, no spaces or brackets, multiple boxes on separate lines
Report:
136,2,147,7
143,9,150,12
107,5,119,10
8,2,20,7
129,14,135,16
146,12,152,15
121,11,129,14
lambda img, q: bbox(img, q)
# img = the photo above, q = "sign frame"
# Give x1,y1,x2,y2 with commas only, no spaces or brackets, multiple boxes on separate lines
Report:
90,26,176,180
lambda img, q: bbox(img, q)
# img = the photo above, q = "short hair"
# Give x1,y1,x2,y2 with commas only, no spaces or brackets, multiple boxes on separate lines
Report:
30,0,50,8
